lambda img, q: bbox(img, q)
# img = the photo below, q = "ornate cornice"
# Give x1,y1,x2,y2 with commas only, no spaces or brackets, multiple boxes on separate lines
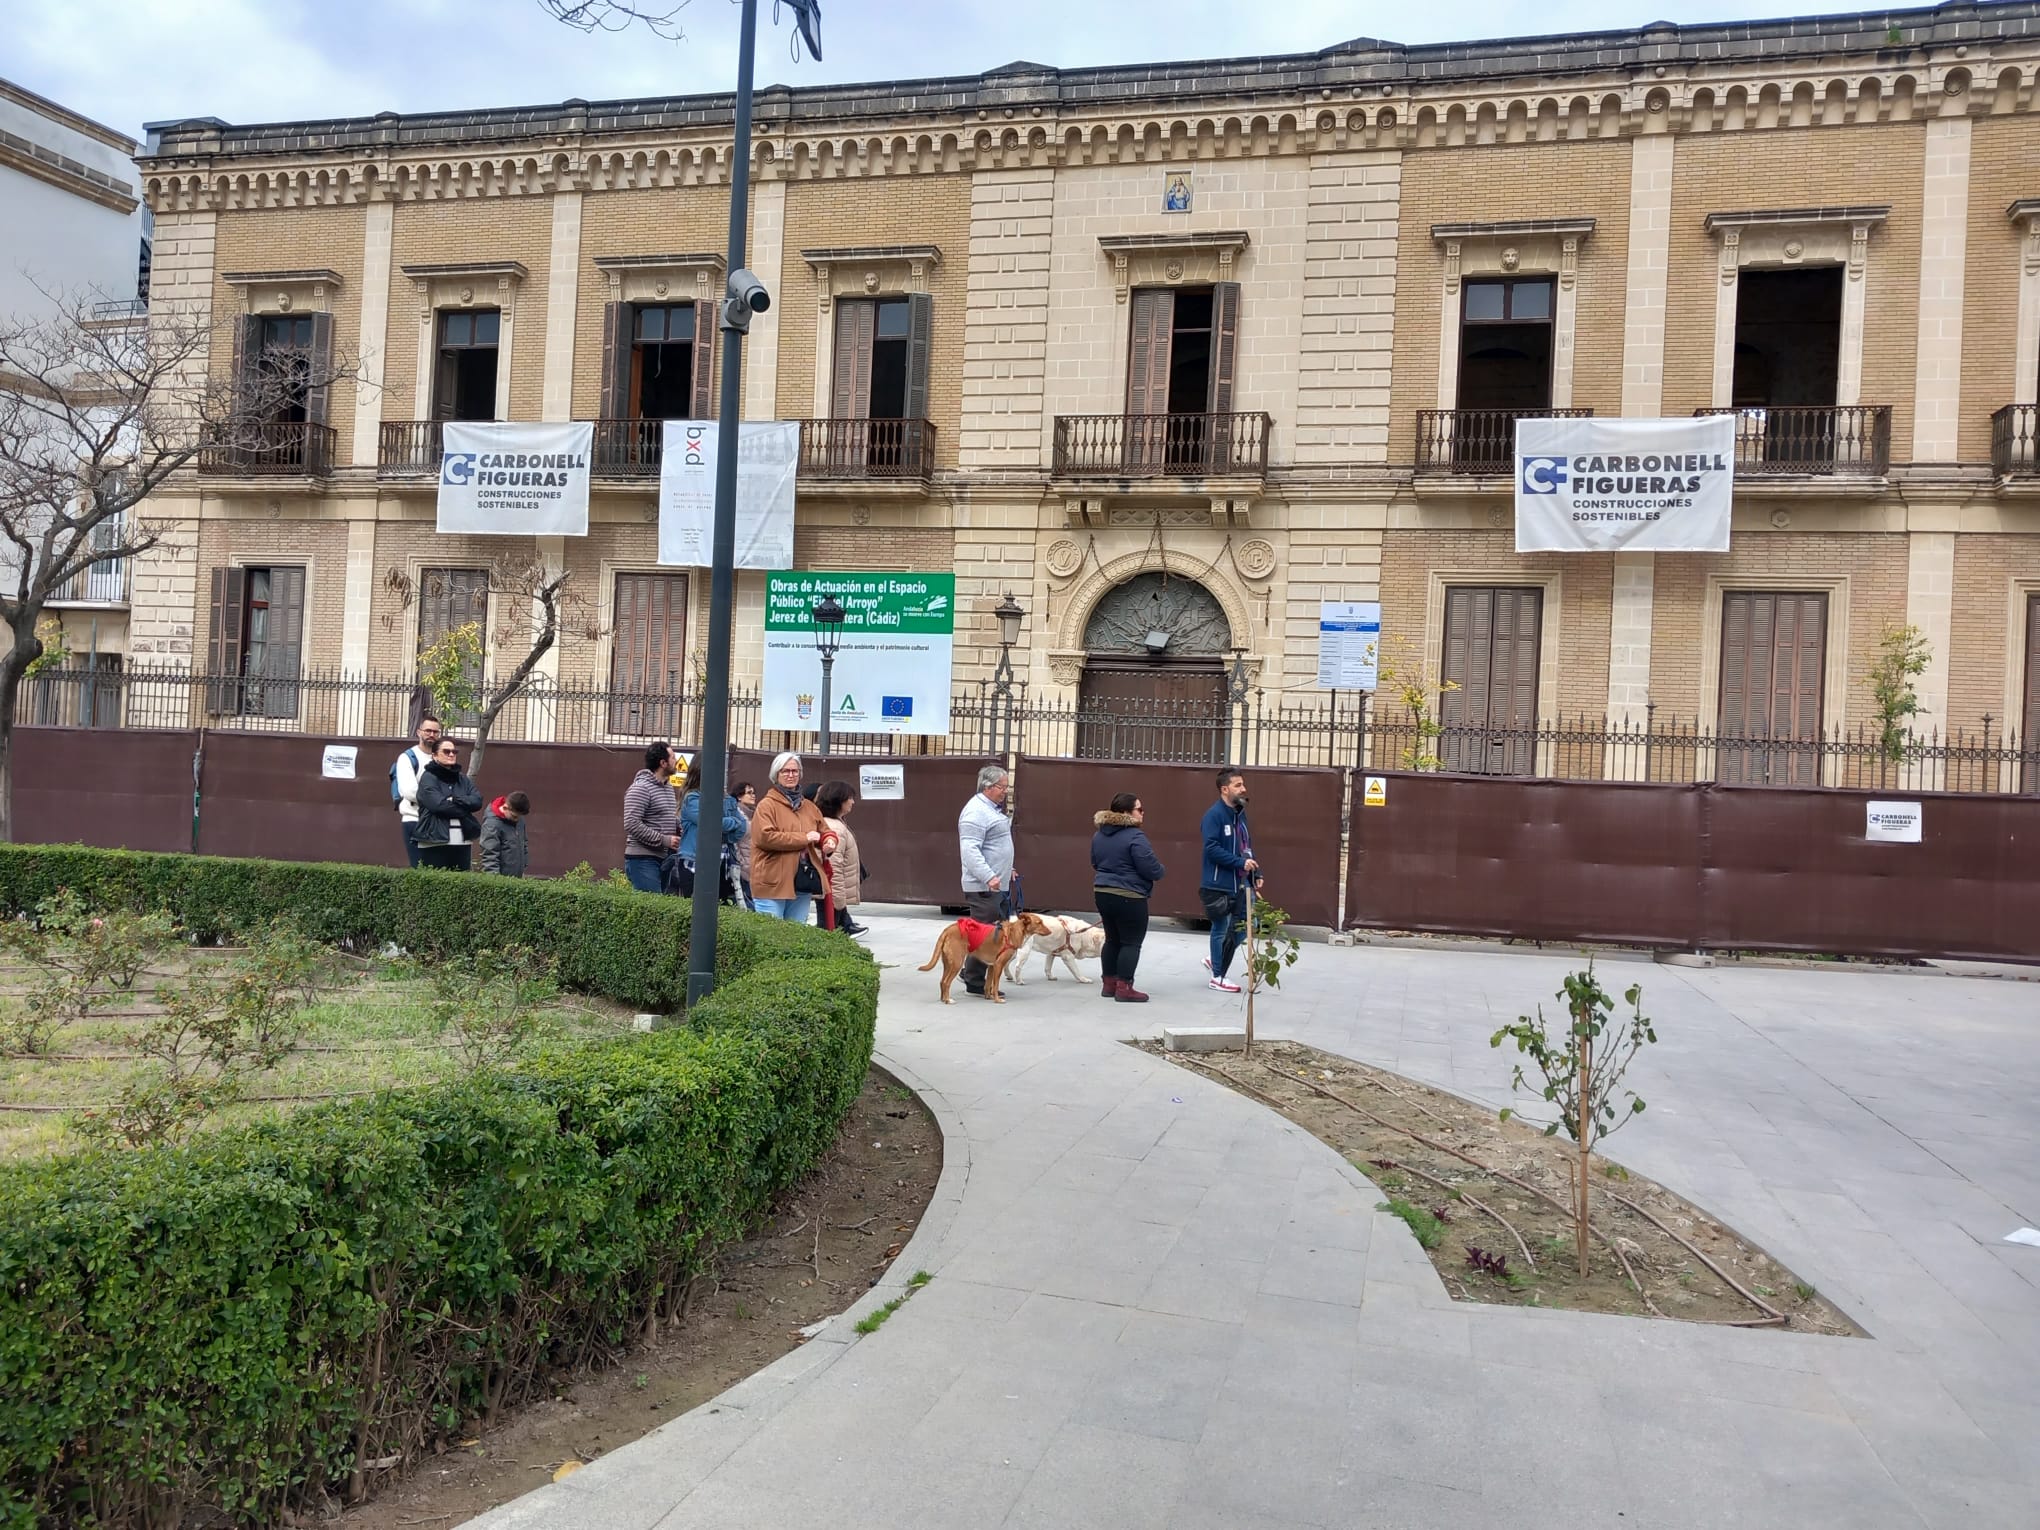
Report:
139,5,2040,213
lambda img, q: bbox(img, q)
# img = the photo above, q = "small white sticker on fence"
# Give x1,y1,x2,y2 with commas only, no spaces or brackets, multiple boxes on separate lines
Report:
859,764,905,801
1865,801,1922,843
1362,775,1387,808
321,745,358,780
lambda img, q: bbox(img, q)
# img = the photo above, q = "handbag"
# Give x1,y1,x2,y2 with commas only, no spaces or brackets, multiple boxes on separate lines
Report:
793,852,825,898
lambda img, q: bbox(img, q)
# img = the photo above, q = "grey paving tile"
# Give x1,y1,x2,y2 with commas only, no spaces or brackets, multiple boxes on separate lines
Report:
1003,1425,1193,1530
1071,1312,1239,1443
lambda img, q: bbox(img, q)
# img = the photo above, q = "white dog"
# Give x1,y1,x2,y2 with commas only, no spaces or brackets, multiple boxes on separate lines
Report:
1005,913,1106,984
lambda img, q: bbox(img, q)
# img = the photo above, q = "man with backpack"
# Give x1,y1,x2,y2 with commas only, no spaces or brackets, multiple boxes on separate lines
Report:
391,714,443,868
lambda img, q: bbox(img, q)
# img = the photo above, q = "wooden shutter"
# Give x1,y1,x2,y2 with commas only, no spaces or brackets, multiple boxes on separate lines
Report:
206,566,248,714
690,300,717,420
261,566,306,718
902,292,934,422
1439,586,1542,774
598,301,627,419
432,336,457,421
304,311,334,426
607,573,689,734
1206,282,1240,416
2022,594,2040,793
1125,288,1174,416
234,313,263,395
1719,591,1827,785
831,299,876,419
418,567,489,650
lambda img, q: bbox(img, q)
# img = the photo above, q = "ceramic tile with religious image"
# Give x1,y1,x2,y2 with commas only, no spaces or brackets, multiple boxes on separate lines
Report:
1163,170,1192,213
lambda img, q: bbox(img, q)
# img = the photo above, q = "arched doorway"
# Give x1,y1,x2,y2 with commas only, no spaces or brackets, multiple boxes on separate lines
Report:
1076,572,1233,762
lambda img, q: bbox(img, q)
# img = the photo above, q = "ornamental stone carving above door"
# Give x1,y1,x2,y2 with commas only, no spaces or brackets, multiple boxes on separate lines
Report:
1081,572,1232,658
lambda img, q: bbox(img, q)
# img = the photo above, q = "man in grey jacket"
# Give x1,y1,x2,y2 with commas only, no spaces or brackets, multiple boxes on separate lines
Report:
957,763,1015,997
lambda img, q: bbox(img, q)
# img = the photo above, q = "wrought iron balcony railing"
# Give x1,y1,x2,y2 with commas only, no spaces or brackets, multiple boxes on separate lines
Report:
1695,404,1892,476
1991,403,2038,478
1052,412,1271,479
198,420,336,478
1414,407,1594,475
797,417,936,480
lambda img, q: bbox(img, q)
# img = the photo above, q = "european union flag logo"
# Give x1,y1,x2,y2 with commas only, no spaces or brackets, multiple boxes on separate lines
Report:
881,695,914,718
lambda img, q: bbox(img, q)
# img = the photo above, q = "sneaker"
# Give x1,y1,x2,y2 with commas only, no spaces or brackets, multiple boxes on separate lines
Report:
1201,957,1212,973
1207,975,1241,993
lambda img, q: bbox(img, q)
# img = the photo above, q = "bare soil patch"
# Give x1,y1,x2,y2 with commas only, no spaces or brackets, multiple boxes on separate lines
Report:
331,1066,942,1529
1147,1038,1857,1336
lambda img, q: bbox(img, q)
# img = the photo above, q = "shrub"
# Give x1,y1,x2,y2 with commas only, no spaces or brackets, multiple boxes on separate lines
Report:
0,844,877,1528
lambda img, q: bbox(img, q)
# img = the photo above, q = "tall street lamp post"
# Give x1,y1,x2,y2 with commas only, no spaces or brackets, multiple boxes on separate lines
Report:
991,591,1024,757
685,0,822,1008
812,593,845,757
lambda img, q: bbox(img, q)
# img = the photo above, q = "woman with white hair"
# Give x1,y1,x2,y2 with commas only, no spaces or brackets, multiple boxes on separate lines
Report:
749,751,834,921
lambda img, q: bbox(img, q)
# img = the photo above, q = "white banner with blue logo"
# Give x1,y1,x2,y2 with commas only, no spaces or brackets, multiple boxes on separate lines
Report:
656,419,798,571
1515,414,1735,553
435,422,592,536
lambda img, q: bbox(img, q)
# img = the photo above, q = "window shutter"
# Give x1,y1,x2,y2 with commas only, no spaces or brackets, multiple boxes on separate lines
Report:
206,566,248,714
1720,592,1753,741
263,566,306,719
1491,587,1542,773
1125,288,1173,417
235,314,263,395
902,292,934,422
2022,595,2040,793
690,300,717,420
1206,282,1240,416
432,337,457,422
831,299,876,419
304,311,334,427
607,573,689,735
599,301,626,419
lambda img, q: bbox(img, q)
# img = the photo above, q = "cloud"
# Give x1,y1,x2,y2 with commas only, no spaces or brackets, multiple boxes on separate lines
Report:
2,1,1822,139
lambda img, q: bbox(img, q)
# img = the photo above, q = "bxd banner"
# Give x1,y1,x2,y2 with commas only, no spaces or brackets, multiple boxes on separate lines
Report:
761,571,954,737
657,420,798,570
1514,414,1735,553
436,421,592,536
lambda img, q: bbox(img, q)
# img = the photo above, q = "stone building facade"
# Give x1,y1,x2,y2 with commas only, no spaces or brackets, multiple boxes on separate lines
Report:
115,1,2040,768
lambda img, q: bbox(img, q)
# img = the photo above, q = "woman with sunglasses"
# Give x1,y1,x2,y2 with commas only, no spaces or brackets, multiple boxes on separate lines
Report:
413,737,484,871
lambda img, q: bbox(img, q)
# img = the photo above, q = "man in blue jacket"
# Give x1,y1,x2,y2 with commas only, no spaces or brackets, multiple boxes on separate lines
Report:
1199,766,1260,993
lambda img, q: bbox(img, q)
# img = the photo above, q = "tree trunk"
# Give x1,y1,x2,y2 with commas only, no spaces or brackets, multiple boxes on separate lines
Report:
1575,1010,1594,1279
0,623,42,845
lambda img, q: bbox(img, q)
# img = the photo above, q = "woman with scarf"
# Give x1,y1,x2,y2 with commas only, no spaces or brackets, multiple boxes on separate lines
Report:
749,752,834,921
412,737,484,871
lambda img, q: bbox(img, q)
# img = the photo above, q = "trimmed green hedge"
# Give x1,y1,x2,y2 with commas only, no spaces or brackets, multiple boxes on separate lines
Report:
0,845,878,1529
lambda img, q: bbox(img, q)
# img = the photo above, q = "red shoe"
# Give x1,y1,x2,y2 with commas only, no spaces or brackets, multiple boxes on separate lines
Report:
1114,983,1150,1003
1101,976,1122,999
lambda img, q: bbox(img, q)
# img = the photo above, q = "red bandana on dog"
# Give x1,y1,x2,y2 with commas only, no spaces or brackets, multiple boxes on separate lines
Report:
957,918,999,953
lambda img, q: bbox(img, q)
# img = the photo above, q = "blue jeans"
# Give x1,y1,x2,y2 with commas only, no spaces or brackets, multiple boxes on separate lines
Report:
753,895,813,923
1201,887,1246,978
624,856,666,894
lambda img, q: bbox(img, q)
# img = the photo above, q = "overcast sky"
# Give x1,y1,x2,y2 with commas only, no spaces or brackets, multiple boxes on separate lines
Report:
6,1,1845,141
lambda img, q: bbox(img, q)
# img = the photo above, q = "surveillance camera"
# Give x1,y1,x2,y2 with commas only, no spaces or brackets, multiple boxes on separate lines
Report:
722,268,771,331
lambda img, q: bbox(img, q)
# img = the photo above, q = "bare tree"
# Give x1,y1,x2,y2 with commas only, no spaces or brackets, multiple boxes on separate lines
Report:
537,0,822,58
0,293,352,841
384,557,602,780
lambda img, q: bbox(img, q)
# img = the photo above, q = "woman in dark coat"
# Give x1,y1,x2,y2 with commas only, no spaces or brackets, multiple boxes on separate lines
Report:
1090,791,1165,1003
413,738,484,871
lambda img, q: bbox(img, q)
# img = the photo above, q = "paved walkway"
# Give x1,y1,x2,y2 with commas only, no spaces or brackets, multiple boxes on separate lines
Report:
471,914,2038,1530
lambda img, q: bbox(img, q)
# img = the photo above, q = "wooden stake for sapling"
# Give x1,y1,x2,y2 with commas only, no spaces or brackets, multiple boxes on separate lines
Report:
1243,882,1256,1056
1575,988,1593,1279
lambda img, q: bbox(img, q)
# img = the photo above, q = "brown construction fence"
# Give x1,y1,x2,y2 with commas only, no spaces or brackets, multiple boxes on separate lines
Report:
1346,771,2040,964
14,731,2037,963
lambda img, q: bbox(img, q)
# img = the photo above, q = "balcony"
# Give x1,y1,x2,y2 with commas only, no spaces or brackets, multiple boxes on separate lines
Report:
1052,412,1271,481
1992,404,2038,479
593,418,666,479
1415,408,1593,476
198,420,335,478
797,417,936,483
1695,405,1891,478
377,419,442,477
48,557,130,607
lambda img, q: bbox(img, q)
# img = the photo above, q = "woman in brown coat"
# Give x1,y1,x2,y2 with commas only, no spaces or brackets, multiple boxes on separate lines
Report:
749,752,833,921
815,780,865,937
